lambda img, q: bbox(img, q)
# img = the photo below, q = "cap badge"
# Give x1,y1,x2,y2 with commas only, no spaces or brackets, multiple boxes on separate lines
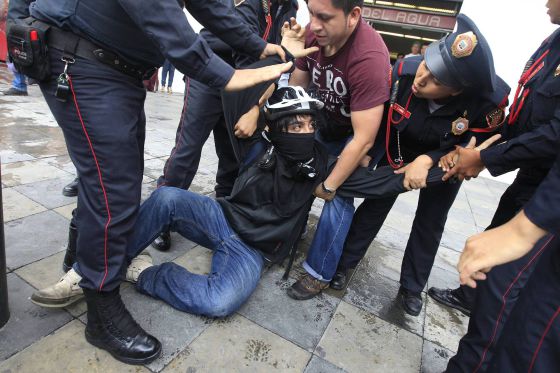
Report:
554,63,560,77
451,32,478,58
452,112,469,135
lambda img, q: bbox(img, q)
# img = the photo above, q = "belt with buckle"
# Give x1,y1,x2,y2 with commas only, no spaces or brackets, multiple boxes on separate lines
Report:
47,26,156,80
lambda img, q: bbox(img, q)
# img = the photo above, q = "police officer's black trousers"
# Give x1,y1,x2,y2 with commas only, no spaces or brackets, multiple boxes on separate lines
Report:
157,78,238,197
340,180,462,294
487,237,560,372
40,48,146,291
447,172,548,372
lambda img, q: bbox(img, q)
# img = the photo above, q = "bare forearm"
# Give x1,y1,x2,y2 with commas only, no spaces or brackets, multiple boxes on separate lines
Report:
324,139,373,189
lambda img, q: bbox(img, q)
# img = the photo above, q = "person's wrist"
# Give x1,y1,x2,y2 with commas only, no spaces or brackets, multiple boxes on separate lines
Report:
321,182,335,194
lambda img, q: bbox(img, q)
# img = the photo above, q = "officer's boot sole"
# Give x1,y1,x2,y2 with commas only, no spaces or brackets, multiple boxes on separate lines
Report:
85,329,162,365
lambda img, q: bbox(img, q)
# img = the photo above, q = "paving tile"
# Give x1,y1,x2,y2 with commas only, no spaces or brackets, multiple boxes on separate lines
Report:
143,157,166,181
162,314,311,372
145,232,199,265
343,262,426,337
0,320,150,373
119,285,212,372
20,127,69,159
141,180,157,202
373,225,410,253
358,241,405,284
2,188,47,222
304,355,347,373
15,251,86,317
238,269,341,351
421,340,454,373
173,245,213,275
1,158,71,187
189,167,218,196
433,246,461,274
0,149,35,164
45,154,76,175
144,140,175,159
423,297,468,353
5,210,69,269
316,301,422,372
13,177,79,209
440,229,469,253
426,266,460,293
0,273,73,361
53,202,77,220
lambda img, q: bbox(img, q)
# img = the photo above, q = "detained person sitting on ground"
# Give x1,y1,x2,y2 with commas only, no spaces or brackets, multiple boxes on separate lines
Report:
31,86,329,317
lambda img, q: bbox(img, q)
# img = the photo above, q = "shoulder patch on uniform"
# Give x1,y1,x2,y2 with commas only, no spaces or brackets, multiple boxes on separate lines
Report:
234,0,246,6
486,107,505,128
451,32,477,58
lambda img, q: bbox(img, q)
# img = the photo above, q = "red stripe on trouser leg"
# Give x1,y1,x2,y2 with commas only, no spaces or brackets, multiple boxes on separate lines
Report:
160,77,191,187
68,76,112,291
528,306,560,372
473,235,554,373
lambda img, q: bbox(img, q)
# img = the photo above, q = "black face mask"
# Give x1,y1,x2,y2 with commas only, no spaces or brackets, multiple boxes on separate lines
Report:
268,132,316,162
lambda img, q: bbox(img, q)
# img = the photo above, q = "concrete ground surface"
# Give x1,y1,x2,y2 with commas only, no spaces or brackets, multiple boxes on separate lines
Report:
0,65,509,372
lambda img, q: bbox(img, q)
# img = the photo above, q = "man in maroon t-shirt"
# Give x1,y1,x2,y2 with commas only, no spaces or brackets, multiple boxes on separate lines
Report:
287,0,390,300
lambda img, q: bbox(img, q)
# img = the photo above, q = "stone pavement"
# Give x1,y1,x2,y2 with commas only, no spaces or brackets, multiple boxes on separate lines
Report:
0,66,509,372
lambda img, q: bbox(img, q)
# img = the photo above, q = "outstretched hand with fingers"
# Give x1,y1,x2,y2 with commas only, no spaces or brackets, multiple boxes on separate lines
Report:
281,17,319,58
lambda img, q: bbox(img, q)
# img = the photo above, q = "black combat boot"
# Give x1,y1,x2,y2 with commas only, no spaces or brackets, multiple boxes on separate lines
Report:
83,287,162,365
62,177,79,197
62,218,78,273
151,230,171,251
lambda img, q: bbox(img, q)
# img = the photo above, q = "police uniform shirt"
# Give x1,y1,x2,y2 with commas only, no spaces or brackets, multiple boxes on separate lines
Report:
385,57,507,165
481,28,560,177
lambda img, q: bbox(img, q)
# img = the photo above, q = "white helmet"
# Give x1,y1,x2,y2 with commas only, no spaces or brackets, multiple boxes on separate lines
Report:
265,86,324,121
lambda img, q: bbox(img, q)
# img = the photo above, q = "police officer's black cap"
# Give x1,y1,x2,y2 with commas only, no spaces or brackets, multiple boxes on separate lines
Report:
424,14,496,92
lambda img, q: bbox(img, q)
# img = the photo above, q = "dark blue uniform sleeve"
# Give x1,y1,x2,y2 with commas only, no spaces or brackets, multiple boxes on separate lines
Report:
184,0,267,58
524,151,560,234
117,0,235,89
480,109,560,176
233,0,262,68
7,0,33,21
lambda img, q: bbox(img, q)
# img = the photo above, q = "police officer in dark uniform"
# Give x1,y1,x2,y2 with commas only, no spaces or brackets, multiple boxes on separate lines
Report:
430,6,560,369
484,151,560,372
454,138,560,372
330,15,510,317
152,0,298,251
430,24,560,323
7,0,293,365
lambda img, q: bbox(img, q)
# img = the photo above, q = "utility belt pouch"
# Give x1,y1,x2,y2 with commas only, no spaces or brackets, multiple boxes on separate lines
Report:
7,18,51,81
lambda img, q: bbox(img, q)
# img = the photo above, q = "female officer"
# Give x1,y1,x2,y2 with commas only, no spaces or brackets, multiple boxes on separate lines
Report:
329,14,510,316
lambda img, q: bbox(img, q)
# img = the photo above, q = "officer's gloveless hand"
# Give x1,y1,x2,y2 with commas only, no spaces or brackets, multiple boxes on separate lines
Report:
224,62,293,92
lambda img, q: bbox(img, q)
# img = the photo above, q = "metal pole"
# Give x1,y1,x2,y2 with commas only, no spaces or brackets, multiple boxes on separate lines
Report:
0,158,10,328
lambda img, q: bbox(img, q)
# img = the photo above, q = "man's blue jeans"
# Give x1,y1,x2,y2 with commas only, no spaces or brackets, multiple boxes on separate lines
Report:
8,62,27,92
160,60,175,87
303,131,355,282
128,187,264,317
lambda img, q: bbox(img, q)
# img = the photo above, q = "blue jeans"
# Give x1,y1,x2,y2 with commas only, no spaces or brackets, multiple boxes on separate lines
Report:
129,187,264,317
303,131,355,282
160,60,175,87
8,62,27,92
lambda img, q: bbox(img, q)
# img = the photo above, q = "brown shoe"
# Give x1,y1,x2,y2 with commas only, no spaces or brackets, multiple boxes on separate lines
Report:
287,274,329,300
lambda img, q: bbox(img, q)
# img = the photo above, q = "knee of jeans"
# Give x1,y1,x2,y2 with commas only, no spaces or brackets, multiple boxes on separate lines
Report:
199,296,240,318
152,187,183,211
